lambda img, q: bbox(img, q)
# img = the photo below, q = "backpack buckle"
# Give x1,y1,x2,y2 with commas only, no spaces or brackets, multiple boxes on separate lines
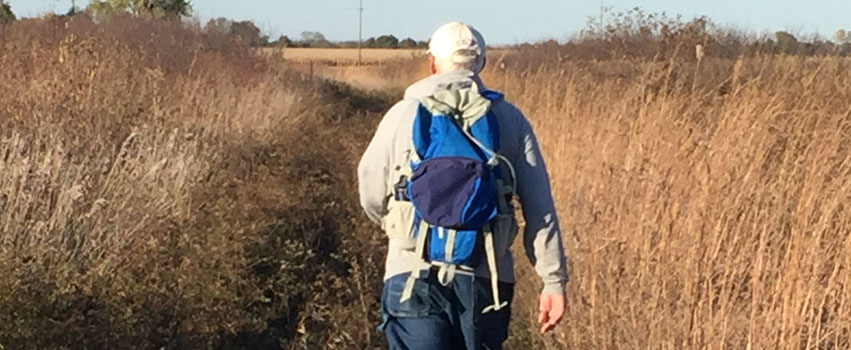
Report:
393,175,410,201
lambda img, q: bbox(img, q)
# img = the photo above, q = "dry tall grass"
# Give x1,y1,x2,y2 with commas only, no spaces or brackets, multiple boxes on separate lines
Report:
0,15,391,349
319,48,851,349
489,54,851,350
3,13,851,350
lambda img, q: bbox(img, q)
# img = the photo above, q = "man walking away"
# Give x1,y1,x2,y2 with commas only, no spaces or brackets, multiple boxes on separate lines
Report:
358,21,569,350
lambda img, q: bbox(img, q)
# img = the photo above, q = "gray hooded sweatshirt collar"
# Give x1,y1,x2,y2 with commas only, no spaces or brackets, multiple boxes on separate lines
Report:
404,69,487,100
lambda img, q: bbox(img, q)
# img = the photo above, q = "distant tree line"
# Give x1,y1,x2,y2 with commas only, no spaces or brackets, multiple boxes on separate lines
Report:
88,0,191,19
267,31,427,49
2,2,849,55
0,0,425,49
201,17,426,49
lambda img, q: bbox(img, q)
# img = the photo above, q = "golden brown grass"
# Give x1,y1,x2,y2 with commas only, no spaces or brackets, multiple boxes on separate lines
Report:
0,15,391,349
3,13,851,350
322,52,851,349
491,54,851,349
258,47,426,64
262,47,509,67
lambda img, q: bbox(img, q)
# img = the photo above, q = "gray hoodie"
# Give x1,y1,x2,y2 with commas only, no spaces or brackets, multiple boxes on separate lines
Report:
357,70,569,295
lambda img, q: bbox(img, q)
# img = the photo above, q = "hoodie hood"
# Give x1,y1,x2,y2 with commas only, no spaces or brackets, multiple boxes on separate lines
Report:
404,70,487,101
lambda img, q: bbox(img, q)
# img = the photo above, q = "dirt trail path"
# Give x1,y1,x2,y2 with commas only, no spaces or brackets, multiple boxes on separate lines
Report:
293,63,425,93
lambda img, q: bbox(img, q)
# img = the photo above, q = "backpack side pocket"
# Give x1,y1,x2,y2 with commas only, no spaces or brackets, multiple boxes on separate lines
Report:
383,200,417,250
382,147,417,249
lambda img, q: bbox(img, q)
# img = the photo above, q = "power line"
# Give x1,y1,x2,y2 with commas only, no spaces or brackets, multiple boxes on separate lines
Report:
358,0,364,65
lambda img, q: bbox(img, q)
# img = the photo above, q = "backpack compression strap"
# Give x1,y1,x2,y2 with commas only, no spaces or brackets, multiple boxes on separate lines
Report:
400,219,430,303
482,223,509,313
400,220,508,314
436,227,458,286
398,225,469,300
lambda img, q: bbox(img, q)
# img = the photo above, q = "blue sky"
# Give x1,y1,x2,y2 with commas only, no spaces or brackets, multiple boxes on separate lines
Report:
11,0,851,44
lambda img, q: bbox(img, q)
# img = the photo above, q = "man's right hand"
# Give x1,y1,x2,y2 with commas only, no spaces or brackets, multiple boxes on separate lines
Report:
538,292,566,334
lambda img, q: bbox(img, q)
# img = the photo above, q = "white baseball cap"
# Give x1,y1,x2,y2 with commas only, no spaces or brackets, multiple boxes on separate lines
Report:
428,21,486,64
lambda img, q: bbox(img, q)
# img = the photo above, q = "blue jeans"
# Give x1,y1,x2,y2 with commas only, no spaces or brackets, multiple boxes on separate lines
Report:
379,269,514,350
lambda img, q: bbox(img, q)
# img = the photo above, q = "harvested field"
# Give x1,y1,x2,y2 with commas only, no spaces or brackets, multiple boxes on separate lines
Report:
260,47,511,65
259,47,426,64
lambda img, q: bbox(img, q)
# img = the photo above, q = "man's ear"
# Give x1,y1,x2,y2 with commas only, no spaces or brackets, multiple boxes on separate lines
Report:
429,55,437,74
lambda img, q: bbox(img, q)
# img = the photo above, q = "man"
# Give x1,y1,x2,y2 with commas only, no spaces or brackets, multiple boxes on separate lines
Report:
357,21,569,350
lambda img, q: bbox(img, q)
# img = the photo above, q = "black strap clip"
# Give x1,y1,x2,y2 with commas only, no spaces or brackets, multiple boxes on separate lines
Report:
393,176,410,201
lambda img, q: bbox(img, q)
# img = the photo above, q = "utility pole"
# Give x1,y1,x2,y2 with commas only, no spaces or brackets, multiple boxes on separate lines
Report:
600,0,604,33
358,0,364,65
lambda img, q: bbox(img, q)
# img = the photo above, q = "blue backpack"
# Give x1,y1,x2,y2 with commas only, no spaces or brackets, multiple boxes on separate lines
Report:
398,81,514,313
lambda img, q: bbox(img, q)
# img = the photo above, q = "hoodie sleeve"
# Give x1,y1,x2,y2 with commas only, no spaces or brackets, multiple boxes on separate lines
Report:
357,100,414,225
511,112,570,295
